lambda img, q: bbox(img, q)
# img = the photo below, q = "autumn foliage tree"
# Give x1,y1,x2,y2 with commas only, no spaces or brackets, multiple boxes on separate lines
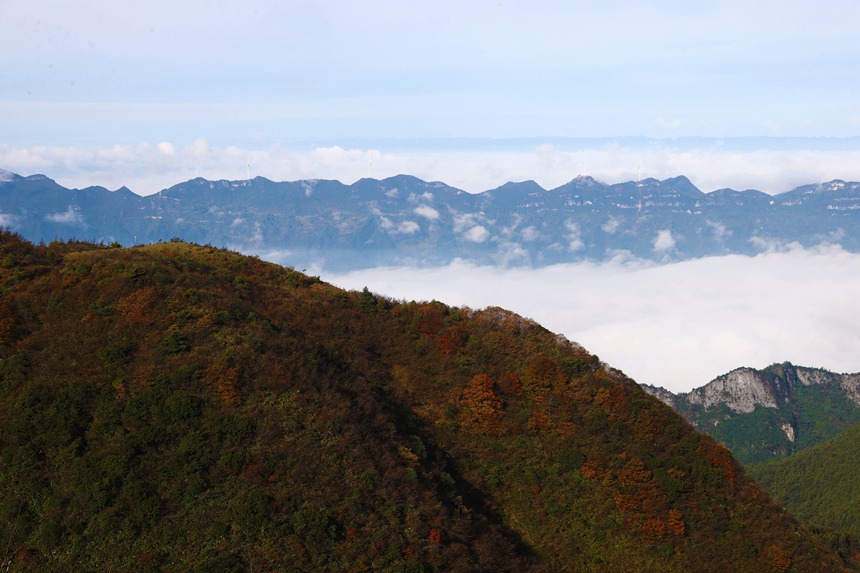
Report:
203,356,241,406
460,373,503,432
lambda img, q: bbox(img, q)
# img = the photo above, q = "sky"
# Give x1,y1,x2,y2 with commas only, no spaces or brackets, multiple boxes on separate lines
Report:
3,0,860,391
2,0,860,195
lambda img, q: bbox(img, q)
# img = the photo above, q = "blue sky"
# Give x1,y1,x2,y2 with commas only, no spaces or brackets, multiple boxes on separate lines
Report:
4,0,859,141
2,0,860,195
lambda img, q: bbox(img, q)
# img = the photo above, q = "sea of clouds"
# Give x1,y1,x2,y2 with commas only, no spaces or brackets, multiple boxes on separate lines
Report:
321,245,860,394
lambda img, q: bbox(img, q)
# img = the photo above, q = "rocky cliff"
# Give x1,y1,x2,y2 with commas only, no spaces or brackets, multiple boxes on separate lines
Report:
643,362,860,463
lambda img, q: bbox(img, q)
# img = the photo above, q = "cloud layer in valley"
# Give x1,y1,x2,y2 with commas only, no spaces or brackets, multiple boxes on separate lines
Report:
319,246,860,394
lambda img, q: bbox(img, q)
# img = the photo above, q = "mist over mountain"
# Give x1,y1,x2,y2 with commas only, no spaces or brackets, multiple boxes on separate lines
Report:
1,169,859,272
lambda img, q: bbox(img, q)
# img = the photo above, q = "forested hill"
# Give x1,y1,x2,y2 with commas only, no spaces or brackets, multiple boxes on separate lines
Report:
0,231,852,572
750,422,860,541
3,169,860,271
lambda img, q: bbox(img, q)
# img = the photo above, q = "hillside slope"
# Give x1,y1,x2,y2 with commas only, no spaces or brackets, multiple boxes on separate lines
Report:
643,362,860,464
750,422,860,540
0,232,851,571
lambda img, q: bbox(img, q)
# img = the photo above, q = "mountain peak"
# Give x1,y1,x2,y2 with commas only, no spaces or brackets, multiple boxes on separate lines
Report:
500,179,543,189
662,175,703,196
379,174,428,186
557,175,604,189
483,180,547,199
571,174,600,185
814,179,848,192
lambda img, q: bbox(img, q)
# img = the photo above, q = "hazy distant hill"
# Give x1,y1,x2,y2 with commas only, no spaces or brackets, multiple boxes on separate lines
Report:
0,231,850,571
642,363,860,464
2,168,860,271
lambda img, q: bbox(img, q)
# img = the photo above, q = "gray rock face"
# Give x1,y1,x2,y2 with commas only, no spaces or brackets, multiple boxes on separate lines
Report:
639,384,677,408
664,364,860,416
684,367,777,413
796,368,860,405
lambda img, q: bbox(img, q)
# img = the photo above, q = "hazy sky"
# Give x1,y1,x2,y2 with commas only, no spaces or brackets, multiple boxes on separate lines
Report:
2,1,860,194
3,1,860,391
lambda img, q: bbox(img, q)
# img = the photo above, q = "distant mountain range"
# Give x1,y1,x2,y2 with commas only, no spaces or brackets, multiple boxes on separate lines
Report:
2,169,860,271
642,363,860,464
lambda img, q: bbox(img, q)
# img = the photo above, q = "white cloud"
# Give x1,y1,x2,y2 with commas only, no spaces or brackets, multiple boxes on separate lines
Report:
499,214,522,238
0,214,17,227
312,145,363,164
397,220,420,234
453,212,479,233
463,225,490,243
322,247,860,394
45,206,83,224
157,141,176,155
520,226,541,242
601,217,621,234
494,241,529,265
251,222,263,244
749,236,804,254
653,229,676,252
413,204,440,220
565,220,584,252
189,138,211,162
821,228,845,244
706,220,731,242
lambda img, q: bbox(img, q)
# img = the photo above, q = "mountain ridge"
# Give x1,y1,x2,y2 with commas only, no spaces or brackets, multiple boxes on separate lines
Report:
2,170,860,271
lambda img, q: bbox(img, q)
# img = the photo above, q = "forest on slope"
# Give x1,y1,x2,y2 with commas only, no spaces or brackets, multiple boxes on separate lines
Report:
750,422,860,543
0,231,852,572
